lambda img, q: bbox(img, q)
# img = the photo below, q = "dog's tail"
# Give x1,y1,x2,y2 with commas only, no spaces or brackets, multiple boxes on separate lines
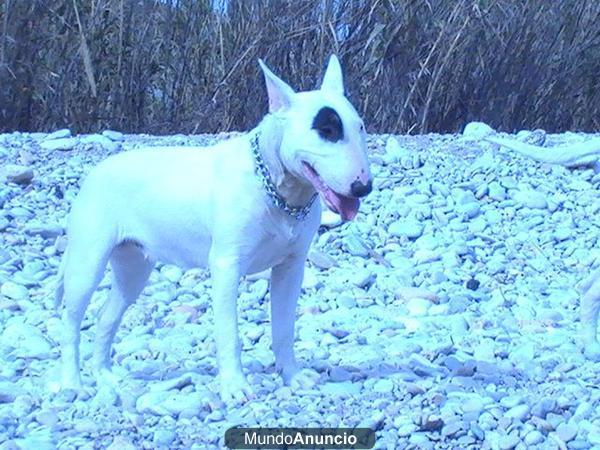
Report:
54,249,66,310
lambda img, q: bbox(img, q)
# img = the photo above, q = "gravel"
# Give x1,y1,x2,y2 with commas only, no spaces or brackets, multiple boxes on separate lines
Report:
0,126,599,449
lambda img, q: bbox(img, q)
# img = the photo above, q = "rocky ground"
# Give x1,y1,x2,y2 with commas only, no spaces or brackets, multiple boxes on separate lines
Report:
0,127,599,450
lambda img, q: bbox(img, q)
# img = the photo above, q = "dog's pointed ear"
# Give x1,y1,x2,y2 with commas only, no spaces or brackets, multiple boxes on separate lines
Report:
320,54,344,95
258,59,295,112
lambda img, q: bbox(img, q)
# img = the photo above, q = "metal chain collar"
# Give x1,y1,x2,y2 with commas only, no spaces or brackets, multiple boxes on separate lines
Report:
250,131,317,221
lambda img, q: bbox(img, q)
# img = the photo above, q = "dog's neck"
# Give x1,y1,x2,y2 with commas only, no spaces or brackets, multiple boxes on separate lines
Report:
252,114,316,209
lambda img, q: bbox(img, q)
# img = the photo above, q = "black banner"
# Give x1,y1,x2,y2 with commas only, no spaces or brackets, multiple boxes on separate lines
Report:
224,427,376,449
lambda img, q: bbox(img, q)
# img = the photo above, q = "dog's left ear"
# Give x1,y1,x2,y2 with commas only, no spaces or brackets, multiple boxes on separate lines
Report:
320,54,344,95
258,59,295,113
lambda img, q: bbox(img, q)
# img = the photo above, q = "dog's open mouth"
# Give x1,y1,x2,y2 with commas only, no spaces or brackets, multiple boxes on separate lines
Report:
302,162,359,221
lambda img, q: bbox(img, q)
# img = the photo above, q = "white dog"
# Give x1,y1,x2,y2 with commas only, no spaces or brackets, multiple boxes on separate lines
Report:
55,55,372,402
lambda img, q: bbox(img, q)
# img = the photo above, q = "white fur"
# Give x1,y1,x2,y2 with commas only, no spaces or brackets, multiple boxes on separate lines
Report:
55,55,371,402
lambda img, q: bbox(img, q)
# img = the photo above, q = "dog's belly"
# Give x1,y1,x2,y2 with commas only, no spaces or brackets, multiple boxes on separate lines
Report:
131,227,297,274
140,232,212,269
117,206,214,269
120,208,303,273
121,213,211,269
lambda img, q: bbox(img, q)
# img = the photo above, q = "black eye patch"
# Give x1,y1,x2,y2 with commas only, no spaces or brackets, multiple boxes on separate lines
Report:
312,107,343,142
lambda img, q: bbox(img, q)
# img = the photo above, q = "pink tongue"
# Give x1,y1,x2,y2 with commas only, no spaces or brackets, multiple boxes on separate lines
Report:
323,190,360,221
302,162,360,221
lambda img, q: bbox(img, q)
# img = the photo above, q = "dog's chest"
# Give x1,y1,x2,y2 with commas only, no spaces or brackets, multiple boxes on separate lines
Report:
244,212,313,274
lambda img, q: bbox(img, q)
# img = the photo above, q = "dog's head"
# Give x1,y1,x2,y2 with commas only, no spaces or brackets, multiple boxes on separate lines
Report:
259,55,372,221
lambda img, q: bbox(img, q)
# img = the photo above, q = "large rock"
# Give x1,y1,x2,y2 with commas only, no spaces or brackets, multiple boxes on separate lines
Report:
107,437,136,450
102,130,125,141
488,181,506,201
40,137,78,151
0,381,24,403
308,249,336,269
504,404,530,421
136,389,207,417
320,381,362,397
44,129,71,140
513,190,547,209
0,281,29,300
1,164,34,185
389,219,424,239
555,423,578,442
463,121,495,139
81,134,121,152
1,322,52,359
25,222,64,239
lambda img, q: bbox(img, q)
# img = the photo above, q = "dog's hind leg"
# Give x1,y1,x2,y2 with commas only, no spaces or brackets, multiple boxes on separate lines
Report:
61,238,112,390
580,268,600,361
93,242,154,386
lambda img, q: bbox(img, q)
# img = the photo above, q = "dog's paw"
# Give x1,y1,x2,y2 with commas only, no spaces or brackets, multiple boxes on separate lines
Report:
94,367,122,389
220,375,254,404
283,367,319,390
90,384,119,411
60,374,83,392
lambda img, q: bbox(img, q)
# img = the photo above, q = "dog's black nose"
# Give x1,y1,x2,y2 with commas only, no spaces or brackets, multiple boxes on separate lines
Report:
350,179,372,198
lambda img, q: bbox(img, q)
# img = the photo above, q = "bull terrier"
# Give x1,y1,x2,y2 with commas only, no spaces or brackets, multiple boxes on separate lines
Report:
55,55,372,403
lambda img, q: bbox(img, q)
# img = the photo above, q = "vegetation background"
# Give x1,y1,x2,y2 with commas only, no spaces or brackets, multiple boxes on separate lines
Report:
1,0,599,135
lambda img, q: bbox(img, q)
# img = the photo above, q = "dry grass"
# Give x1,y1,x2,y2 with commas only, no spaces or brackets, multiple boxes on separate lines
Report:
1,0,599,134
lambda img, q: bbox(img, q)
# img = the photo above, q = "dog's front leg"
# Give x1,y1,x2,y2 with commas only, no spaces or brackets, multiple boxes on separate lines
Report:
210,255,254,403
271,254,318,389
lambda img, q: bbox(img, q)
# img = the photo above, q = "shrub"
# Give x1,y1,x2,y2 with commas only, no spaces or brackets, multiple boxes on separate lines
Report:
1,0,598,134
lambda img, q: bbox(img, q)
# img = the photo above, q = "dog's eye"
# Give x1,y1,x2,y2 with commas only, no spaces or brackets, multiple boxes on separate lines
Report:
319,125,335,138
312,107,343,142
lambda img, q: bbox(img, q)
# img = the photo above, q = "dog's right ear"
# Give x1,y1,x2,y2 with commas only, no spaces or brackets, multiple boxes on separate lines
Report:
258,59,295,112
320,54,344,95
